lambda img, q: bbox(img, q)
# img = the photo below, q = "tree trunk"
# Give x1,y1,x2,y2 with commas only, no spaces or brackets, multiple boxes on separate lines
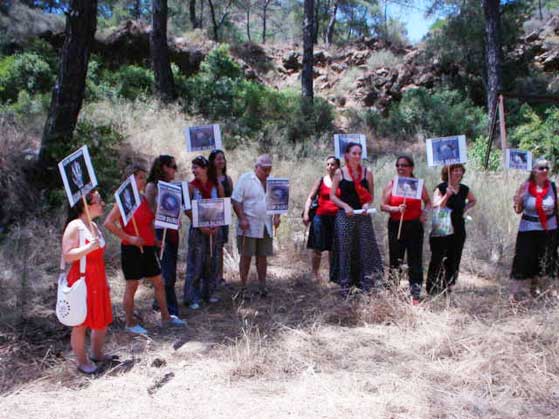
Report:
150,0,176,102
325,0,337,45
200,0,204,28
481,0,502,125
39,0,98,169
302,0,314,101
207,0,219,41
133,0,142,19
312,0,320,44
261,0,270,44
246,5,251,41
189,0,198,28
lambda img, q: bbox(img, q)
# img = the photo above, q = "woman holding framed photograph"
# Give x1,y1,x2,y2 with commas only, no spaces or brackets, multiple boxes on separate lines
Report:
209,150,234,286
329,143,383,295
105,163,185,335
62,189,113,374
184,155,225,309
510,159,558,301
303,155,340,282
426,164,477,296
381,156,431,304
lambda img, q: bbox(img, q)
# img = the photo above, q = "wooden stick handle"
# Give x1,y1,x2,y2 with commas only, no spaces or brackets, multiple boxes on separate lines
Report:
397,197,407,240
132,216,144,254
209,233,213,258
159,228,167,259
81,195,95,236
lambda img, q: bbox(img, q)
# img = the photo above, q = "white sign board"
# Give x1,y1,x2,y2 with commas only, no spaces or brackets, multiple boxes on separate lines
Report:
391,176,424,200
334,134,368,160
155,181,182,230
115,175,142,226
184,124,222,152
426,135,467,167
192,198,232,228
266,178,289,215
58,145,98,207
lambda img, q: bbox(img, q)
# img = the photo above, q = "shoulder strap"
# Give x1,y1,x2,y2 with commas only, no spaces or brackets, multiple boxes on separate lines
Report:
314,177,323,198
59,224,87,275
552,182,558,222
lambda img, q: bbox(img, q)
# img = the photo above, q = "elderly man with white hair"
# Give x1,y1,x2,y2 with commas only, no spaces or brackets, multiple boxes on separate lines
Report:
231,154,281,297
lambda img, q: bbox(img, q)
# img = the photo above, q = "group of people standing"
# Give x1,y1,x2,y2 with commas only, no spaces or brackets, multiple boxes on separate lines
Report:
60,142,557,374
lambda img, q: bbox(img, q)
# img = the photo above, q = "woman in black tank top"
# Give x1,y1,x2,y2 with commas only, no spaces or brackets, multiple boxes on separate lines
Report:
329,142,384,295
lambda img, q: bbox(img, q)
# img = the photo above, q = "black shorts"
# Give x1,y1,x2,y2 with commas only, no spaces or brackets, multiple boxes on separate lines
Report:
121,245,161,280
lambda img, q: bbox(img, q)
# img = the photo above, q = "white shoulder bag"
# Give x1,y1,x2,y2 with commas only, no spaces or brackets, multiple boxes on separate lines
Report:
56,227,88,326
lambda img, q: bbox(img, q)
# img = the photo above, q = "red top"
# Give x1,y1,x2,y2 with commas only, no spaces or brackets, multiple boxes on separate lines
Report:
67,226,112,330
121,197,156,246
316,180,339,216
388,194,422,221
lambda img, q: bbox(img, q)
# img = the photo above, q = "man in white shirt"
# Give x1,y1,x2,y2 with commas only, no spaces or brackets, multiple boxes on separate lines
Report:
231,154,280,297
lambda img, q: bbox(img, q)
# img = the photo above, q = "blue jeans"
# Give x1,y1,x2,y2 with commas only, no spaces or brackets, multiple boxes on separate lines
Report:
155,229,179,316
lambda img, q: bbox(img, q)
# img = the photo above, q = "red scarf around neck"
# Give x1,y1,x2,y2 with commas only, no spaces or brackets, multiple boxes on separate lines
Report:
528,180,550,230
347,164,372,206
191,178,215,199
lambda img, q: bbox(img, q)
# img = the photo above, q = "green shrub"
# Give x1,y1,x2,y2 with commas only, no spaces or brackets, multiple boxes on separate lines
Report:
46,121,124,207
368,87,487,140
510,105,559,169
0,52,54,103
108,65,154,100
469,135,502,171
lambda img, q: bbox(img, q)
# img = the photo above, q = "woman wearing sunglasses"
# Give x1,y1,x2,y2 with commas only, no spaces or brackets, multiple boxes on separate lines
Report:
510,159,558,301
381,155,431,304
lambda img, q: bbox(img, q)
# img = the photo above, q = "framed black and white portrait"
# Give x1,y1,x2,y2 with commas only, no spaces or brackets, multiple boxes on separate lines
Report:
184,124,222,152
334,134,368,160
391,176,424,200
192,198,232,228
426,135,467,167
266,178,289,215
154,181,182,230
115,175,142,226
58,145,98,207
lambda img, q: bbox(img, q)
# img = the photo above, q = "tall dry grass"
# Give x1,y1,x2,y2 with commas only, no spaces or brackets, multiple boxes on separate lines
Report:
1,99,559,418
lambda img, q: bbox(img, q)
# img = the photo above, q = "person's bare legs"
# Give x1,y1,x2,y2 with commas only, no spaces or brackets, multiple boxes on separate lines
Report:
148,275,170,321
71,325,95,371
311,250,322,281
239,255,252,287
91,327,108,360
123,280,140,327
256,256,267,287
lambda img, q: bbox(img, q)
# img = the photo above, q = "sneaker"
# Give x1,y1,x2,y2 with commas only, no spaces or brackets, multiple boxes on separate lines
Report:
125,324,148,335
189,303,201,310
163,315,186,327
208,296,220,304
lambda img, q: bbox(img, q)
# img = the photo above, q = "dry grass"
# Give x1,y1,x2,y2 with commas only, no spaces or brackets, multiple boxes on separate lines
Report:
1,100,559,418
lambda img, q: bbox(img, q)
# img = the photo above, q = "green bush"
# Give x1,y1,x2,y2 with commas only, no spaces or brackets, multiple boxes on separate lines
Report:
368,87,487,140
109,65,154,100
469,135,502,171
0,52,54,103
46,121,124,207
510,105,559,169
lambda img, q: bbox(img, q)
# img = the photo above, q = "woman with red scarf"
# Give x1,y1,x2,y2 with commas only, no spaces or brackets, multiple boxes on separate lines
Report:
381,156,431,304
183,155,225,309
510,158,558,301
329,142,383,296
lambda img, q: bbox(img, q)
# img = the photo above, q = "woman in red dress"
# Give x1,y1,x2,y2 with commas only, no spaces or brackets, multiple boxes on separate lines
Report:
62,189,113,374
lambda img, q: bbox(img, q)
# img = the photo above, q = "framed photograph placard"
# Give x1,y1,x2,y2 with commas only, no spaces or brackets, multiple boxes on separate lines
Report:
426,135,467,167
58,145,98,207
173,181,192,211
155,181,182,230
505,149,532,171
266,178,290,215
115,175,142,226
334,134,368,160
184,124,222,152
192,198,232,228
391,176,424,200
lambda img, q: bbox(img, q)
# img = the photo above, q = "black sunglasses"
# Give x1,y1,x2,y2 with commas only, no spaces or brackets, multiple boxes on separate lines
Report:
536,166,549,171
166,163,178,170
396,164,411,168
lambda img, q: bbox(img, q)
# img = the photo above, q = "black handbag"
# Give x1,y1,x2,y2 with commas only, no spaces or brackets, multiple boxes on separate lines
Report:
302,177,323,221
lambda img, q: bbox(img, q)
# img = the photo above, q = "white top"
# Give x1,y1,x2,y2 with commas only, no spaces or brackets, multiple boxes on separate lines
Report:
231,171,273,238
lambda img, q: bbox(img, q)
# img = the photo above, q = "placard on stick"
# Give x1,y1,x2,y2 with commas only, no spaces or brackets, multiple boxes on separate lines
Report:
58,145,98,207
184,124,222,152
174,181,192,211
266,178,289,215
192,198,232,228
391,176,424,200
115,175,142,226
505,149,532,171
334,134,368,160
154,181,182,230
426,135,467,167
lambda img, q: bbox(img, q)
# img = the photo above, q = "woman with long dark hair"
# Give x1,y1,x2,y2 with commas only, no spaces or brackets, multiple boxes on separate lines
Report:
62,189,112,374
381,155,431,304
426,164,476,295
303,155,340,281
510,158,558,301
184,155,225,309
329,143,383,295
209,149,234,285
145,155,182,318
105,162,185,335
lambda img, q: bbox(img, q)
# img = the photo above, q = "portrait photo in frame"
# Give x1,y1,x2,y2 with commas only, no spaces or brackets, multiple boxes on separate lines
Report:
391,176,424,200
334,134,368,160
115,175,142,226
184,124,222,152
192,198,232,228
155,181,182,230
266,178,290,215
58,145,98,207
426,135,467,167
505,149,532,171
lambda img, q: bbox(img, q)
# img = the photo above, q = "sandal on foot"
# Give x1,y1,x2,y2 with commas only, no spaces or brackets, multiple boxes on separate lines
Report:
77,363,98,375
